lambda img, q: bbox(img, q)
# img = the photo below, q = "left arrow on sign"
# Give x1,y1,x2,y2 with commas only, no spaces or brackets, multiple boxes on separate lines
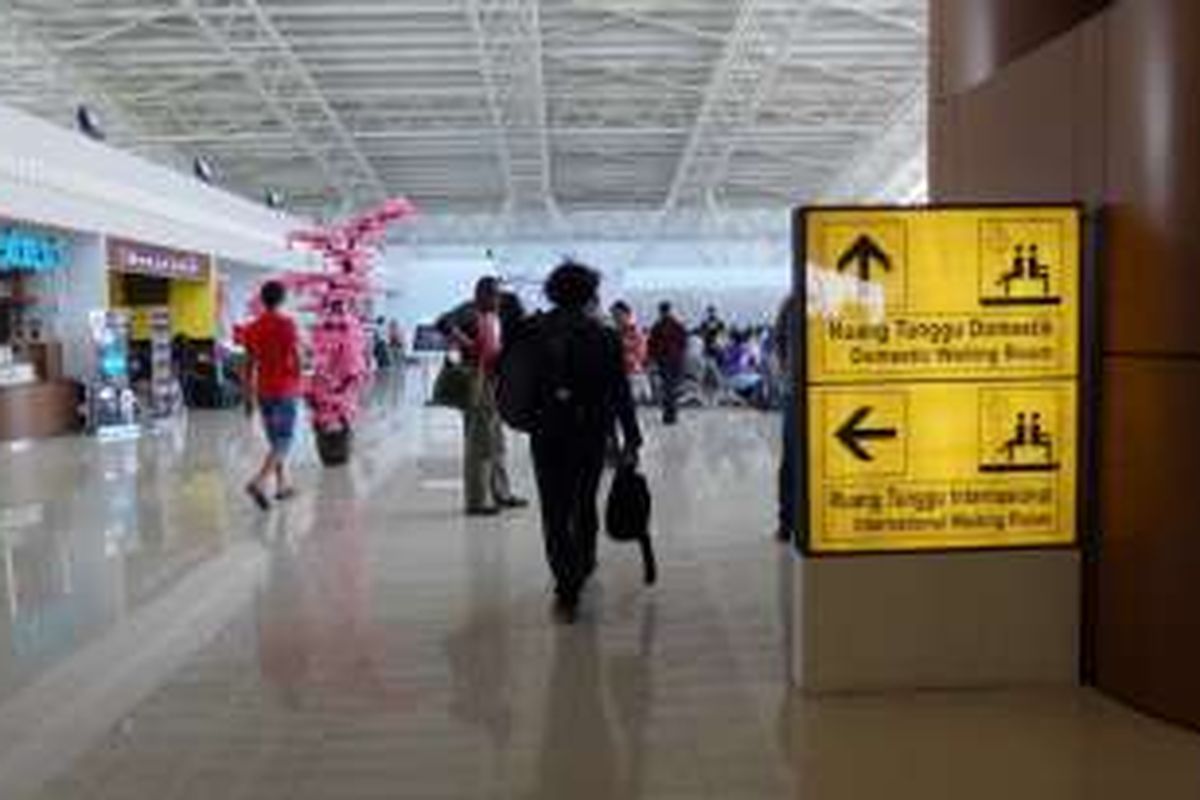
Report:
835,406,898,462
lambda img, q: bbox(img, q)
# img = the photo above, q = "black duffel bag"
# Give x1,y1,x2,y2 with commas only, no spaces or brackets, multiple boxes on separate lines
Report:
605,464,657,585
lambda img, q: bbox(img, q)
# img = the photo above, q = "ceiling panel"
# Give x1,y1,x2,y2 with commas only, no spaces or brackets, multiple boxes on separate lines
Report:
0,0,927,241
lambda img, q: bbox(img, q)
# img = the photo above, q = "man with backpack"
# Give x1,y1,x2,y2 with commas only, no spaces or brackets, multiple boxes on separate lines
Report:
499,261,642,621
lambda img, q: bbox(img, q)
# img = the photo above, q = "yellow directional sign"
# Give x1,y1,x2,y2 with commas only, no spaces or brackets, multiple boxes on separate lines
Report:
799,205,1083,554
808,382,1077,553
805,207,1081,383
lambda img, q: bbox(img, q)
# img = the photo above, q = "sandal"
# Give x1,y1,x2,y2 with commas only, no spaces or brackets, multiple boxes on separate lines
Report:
246,484,270,511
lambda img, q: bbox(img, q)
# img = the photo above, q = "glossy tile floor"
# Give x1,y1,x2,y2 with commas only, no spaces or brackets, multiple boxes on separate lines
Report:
1,372,1198,799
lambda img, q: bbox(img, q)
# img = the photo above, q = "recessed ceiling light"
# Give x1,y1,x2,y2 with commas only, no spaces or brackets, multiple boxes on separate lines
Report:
76,105,105,140
193,156,216,184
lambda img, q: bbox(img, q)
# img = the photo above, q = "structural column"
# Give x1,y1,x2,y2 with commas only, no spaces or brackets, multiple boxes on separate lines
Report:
929,0,1200,729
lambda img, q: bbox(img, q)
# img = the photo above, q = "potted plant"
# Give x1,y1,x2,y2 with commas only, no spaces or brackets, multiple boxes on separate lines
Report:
256,199,414,466
307,296,367,465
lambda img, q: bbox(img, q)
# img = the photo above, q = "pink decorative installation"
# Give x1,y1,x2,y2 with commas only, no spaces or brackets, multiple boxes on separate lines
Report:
251,198,415,433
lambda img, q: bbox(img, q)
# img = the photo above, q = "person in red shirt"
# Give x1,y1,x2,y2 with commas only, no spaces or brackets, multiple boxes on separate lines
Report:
609,301,647,377
241,280,302,510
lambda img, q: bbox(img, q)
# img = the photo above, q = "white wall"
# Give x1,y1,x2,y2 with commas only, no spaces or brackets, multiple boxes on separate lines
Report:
386,256,495,328
54,232,107,378
217,260,277,336
0,101,309,271
380,237,793,329
370,288,405,326
0,99,328,375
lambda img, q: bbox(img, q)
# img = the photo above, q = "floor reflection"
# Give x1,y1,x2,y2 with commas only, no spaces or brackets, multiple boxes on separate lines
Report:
255,469,407,714
529,600,658,800
604,601,657,800
3,403,1200,800
256,518,311,709
532,622,621,799
0,403,410,712
444,525,513,750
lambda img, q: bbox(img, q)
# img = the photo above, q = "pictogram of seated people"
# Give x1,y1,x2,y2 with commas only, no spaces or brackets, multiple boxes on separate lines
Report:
998,411,1055,467
996,244,1052,297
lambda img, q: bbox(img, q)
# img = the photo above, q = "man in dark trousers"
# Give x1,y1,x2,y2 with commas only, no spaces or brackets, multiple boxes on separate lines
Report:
437,277,528,516
647,301,688,425
773,292,799,542
526,262,642,621
696,304,726,360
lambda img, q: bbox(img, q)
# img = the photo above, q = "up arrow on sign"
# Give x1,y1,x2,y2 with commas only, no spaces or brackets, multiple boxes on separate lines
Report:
836,234,891,283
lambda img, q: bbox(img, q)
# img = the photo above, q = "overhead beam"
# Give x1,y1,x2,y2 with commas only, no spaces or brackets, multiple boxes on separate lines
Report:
52,9,179,53
819,82,927,202
0,5,181,164
122,125,694,145
632,0,822,267
541,13,626,47
398,209,789,246
577,1,726,45
175,0,388,214
543,52,706,97
664,0,821,207
464,0,561,228
1,0,927,232
116,65,239,103
829,0,926,36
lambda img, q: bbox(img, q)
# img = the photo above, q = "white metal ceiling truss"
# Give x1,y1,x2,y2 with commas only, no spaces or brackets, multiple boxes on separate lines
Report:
466,0,560,231
175,0,388,214
630,0,823,266
0,5,169,159
396,208,791,247
819,79,926,202
0,0,927,248
658,1,820,223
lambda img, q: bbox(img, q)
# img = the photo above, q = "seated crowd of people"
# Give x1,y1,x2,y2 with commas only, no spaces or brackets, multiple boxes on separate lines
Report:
610,302,785,412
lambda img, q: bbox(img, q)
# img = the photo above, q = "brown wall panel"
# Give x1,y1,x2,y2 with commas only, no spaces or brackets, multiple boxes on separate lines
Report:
1074,17,1108,203
1103,0,1200,354
949,29,1079,202
1097,358,1200,727
927,100,959,197
931,16,1106,204
932,0,1111,97
930,0,1200,728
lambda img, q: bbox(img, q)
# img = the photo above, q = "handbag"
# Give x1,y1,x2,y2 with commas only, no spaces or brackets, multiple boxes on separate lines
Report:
605,464,657,585
431,358,478,410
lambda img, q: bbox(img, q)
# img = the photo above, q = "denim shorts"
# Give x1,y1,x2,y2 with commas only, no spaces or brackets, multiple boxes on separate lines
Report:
260,397,298,457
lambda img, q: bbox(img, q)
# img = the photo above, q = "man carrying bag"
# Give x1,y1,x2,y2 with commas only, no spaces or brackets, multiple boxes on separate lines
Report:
436,277,528,516
495,261,646,622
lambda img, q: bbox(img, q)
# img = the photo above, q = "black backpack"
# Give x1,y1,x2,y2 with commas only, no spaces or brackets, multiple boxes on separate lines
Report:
495,313,607,433
494,317,549,433
605,465,657,585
